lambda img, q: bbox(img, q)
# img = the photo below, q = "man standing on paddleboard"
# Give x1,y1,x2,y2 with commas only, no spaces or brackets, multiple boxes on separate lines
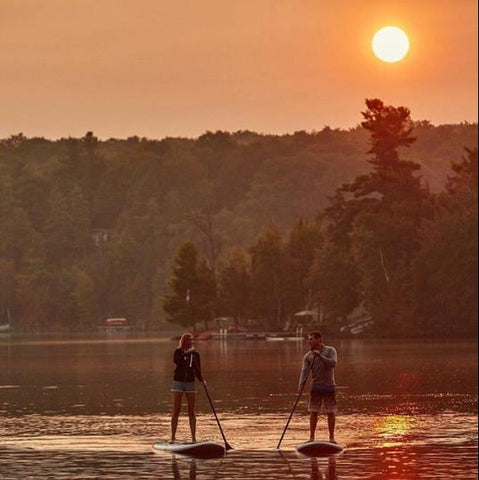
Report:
170,332,203,443
298,331,338,443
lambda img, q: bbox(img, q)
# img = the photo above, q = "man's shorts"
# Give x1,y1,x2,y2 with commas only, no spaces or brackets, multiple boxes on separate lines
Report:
171,381,197,394
309,385,337,414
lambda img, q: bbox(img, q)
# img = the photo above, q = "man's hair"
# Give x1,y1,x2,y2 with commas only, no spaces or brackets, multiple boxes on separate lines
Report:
308,331,322,339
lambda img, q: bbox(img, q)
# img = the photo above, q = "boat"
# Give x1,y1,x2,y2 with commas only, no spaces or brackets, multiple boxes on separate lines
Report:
1,308,12,333
340,306,374,335
244,333,267,340
296,441,344,457
97,317,132,336
266,329,304,342
152,441,226,459
348,319,374,335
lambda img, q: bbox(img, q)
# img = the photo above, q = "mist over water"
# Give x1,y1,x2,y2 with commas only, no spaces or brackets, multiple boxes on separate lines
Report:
0,337,477,478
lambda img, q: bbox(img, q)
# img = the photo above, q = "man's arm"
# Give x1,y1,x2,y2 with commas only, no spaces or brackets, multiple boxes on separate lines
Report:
298,353,311,389
318,347,337,367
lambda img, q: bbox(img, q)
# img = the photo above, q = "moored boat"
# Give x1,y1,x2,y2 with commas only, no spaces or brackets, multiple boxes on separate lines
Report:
0,323,11,333
97,317,132,336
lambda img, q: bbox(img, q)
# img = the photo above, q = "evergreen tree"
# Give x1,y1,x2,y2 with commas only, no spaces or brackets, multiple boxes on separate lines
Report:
345,98,422,202
413,148,478,336
322,99,431,334
249,224,286,329
196,260,217,330
218,247,252,325
309,242,359,324
0,259,16,323
163,242,202,330
42,186,92,264
0,179,35,268
284,218,323,316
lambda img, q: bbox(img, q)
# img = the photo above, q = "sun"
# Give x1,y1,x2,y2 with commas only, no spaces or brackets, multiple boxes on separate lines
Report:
372,26,410,63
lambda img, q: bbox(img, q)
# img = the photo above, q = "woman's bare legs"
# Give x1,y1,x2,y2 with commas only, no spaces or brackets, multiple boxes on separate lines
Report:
186,393,197,443
170,392,183,443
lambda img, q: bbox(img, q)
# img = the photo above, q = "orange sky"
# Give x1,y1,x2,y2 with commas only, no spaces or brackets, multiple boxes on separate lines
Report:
1,0,477,139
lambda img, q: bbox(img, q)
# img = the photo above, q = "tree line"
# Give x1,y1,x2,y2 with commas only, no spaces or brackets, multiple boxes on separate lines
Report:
0,100,476,336
164,100,478,337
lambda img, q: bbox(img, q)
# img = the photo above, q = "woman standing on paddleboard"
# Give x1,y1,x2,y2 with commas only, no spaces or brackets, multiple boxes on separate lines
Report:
170,332,203,443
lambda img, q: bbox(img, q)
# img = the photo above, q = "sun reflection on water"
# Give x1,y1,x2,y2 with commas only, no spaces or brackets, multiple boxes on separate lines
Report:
374,415,416,447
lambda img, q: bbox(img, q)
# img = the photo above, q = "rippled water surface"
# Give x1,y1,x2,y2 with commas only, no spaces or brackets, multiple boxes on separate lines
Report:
0,337,477,478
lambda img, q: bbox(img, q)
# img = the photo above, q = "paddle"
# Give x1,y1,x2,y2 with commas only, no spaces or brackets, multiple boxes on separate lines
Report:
193,356,233,451
276,353,317,449
200,380,233,451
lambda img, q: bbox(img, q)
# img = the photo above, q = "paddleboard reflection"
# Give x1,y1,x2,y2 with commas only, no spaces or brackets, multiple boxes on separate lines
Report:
167,451,338,480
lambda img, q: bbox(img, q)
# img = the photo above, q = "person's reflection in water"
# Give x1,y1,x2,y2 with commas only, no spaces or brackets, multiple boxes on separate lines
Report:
310,457,338,480
171,456,197,480
327,457,338,480
310,458,322,480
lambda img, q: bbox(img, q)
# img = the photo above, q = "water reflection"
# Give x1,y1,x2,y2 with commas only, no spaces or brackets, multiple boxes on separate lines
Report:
172,457,198,480
162,447,465,480
284,455,338,480
0,332,12,377
168,452,339,480
374,414,415,447
0,337,477,478
310,457,337,480
0,338,476,416
0,438,477,479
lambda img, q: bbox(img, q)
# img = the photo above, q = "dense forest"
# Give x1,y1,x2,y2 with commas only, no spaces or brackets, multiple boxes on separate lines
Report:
0,99,477,336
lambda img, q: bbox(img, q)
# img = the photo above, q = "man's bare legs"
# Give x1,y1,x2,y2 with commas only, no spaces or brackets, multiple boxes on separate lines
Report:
309,412,336,443
309,412,319,441
170,392,182,443
327,412,336,443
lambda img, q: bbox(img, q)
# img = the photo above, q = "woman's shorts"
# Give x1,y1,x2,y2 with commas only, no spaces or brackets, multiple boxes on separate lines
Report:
171,381,197,394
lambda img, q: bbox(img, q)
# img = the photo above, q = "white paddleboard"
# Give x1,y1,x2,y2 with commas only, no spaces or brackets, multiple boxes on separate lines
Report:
152,441,226,458
296,441,344,456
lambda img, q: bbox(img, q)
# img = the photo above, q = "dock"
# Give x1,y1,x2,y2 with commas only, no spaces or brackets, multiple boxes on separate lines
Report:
200,327,305,341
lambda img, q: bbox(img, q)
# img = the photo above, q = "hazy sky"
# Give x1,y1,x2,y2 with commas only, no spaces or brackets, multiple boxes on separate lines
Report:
1,0,477,139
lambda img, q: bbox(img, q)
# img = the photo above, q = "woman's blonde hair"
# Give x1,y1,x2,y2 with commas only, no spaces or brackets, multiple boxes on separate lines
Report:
178,332,194,350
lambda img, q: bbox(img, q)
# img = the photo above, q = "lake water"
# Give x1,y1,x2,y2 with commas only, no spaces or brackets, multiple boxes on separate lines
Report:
0,336,477,479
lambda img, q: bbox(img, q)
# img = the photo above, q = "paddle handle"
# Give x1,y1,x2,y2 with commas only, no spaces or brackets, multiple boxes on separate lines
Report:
276,355,317,449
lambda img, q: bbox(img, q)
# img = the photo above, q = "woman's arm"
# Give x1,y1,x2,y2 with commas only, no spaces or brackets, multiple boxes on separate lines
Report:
173,348,183,365
193,352,203,382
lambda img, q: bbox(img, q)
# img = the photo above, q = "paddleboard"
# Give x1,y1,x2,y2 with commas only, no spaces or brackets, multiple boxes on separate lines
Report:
296,441,344,456
152,441,226,458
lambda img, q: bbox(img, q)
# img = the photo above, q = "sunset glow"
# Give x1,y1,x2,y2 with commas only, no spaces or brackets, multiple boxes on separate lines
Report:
372,26,410,63
0,1,476,137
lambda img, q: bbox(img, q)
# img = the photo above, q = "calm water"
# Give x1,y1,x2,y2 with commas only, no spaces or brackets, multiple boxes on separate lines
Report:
0,337,477,479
